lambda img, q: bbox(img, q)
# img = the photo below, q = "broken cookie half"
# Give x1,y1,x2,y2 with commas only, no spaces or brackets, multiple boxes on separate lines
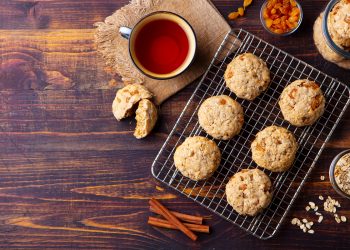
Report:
112,84,153,121
112,84,158,139
134,99,158,139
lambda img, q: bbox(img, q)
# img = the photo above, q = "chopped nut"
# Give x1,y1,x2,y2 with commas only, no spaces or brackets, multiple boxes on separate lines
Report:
302,219,308,223
319,195,324,200
341,216,347,222
303,227,307,233
308,229,315,234
305,206,310,211
315,212,321,216
300,224,305,229
314,206,319,211
335,217,341,223
305,223,311,229
320,175,325,181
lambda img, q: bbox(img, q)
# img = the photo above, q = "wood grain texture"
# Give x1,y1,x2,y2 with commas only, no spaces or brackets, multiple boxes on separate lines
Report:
0,0,350,249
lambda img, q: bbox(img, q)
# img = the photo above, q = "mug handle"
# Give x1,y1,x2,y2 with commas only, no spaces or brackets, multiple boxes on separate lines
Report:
119,27,132,40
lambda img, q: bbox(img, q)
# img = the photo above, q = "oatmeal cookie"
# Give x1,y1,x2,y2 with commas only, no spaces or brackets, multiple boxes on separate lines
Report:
224,53,270,100
279,80,325,126
251,126,298,172
225,169,273,216
198,95,244,140
329,0,350,49
313,13,350,69
134,99,158,139
112,84,153,121
174,136,221,181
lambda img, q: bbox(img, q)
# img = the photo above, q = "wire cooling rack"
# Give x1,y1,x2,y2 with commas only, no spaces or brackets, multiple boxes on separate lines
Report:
151,29,350,239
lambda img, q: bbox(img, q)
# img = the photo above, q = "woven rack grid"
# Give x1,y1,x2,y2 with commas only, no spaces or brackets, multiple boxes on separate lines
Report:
151,29,350,239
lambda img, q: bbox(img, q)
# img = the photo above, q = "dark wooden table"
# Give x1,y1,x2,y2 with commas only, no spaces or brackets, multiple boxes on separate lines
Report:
0,0,349,249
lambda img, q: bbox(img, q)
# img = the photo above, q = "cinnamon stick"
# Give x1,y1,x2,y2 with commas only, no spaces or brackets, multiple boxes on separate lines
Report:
149,198,198,241
150,206,203,225
148,217,209,233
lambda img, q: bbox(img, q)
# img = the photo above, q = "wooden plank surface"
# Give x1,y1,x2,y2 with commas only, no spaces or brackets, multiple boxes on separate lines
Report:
0,0,350,249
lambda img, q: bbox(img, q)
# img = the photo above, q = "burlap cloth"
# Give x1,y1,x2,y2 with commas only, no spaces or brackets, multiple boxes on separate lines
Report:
94,0,231,104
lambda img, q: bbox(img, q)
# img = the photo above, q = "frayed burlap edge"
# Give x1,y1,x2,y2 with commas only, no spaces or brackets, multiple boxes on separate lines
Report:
94,0,162,85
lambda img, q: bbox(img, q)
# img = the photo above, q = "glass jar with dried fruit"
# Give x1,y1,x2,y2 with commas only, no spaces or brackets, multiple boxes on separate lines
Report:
260,0,303,36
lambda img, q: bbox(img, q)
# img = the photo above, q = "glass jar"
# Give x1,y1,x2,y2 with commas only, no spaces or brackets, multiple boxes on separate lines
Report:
313,0,350,69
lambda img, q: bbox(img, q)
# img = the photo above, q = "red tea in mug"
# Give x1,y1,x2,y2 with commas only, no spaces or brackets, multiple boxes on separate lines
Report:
134,19,190,75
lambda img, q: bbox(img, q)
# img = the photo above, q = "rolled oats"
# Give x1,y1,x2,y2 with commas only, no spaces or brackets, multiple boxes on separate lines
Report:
334,152,350,195
318,216,323,223
309,202,316,209
341,216,347,222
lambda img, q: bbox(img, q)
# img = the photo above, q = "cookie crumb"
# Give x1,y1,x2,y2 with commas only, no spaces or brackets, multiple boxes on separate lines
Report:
320,175,325,181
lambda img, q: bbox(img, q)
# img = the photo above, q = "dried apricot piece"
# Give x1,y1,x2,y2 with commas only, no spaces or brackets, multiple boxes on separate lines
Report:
288,16,298,22
238,7,244,16
273,18,281,24
266,18,273,28
263,8,269,18
243,0,253,8
228,11,240,20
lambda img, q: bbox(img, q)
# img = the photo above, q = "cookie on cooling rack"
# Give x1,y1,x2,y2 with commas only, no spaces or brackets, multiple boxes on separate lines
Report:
174,136,221,181
198,95,244,140
279,79,325,126
251,126,298,172
224,53,270,101
225,169,273,216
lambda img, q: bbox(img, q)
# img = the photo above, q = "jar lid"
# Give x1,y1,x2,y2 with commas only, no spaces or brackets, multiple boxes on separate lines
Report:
322,0,350,59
